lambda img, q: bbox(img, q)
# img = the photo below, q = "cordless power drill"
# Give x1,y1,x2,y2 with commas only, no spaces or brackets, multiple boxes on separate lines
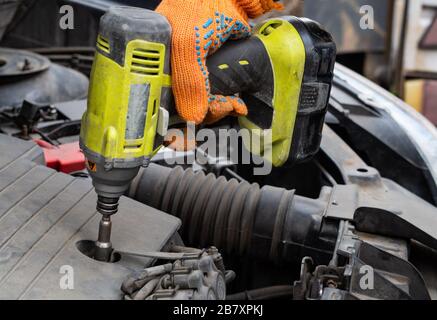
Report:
80,6,336,262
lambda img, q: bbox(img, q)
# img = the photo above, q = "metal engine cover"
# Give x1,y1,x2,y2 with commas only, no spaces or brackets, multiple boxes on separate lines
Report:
0,134,181,300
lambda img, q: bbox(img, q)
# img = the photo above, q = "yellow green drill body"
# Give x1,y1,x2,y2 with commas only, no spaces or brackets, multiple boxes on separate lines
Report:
80,7,172,261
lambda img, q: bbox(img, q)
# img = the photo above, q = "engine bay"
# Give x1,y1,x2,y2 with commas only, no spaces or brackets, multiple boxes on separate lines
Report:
1,52,437,299
1,2,437,301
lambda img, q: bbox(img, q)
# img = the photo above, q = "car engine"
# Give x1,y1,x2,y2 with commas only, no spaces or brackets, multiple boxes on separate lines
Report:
0,0,437,301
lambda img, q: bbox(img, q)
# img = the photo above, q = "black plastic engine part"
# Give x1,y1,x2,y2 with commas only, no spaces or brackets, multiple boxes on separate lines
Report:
293,222,431,300
226,285,294,300
0,48,89,110
129,128,437,297
0,0,19,40
327,75,437,206
129,163,338,266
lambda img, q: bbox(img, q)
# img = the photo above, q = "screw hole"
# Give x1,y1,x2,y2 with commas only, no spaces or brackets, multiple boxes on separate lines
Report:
76,240,122,263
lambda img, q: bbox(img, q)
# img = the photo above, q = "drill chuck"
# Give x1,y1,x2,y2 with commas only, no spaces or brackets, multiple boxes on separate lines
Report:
96,196,119,216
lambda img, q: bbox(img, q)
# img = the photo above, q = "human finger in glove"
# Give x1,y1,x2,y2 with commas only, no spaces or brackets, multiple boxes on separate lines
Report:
156,0,283,125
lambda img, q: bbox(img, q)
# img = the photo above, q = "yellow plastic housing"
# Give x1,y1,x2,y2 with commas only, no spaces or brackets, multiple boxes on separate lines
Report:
239,19,306,167
80,38,171,165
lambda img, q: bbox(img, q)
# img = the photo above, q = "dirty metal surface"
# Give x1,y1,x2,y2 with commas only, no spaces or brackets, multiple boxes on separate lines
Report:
0,134,181,299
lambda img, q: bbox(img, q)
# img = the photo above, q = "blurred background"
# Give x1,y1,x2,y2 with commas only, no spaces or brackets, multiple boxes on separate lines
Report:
1,0,436,125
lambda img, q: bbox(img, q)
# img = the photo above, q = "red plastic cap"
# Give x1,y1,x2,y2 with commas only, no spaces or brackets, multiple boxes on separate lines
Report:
35,140,86,174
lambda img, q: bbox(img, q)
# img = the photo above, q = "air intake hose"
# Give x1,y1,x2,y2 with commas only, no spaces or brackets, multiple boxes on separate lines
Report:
128,164,337,264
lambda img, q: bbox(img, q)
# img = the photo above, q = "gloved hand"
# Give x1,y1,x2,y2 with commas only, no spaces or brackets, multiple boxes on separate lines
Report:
156,0,283,124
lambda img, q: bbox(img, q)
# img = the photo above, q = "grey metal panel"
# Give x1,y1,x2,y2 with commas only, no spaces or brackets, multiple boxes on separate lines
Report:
0,173,77,249
0,166,55,217
0,177,91,283
0,160,36,191
0,134,181,299
0,134,44,168
18,196,180,300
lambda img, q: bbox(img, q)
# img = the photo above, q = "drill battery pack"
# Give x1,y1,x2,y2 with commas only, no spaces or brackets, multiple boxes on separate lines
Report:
207,16,337,167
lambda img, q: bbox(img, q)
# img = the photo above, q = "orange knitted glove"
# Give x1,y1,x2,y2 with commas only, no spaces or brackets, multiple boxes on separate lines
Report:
156,0,283,124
